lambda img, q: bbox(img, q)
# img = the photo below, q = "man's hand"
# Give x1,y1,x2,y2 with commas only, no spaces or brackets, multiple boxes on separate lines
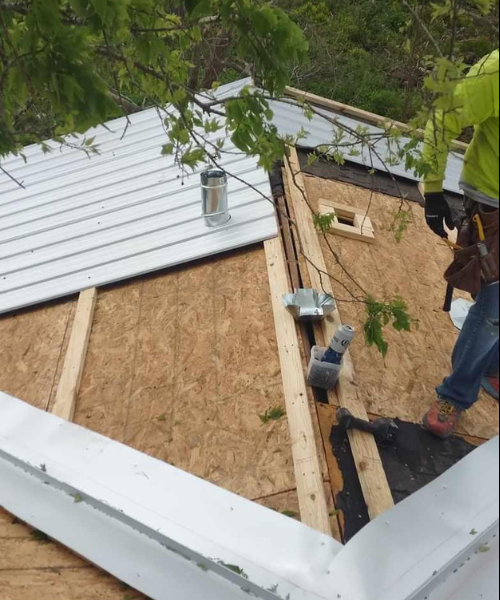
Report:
425,192,456,238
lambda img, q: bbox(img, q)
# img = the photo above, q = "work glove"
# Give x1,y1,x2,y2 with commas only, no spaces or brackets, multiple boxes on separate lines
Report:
425,192,455,238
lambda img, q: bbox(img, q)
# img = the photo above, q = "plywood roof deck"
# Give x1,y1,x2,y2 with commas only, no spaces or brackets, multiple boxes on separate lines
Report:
302,174,499,442
0,243,338,599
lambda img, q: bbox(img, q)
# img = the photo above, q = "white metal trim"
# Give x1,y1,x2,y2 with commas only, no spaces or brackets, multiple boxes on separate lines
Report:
0,392,498,600
0,392,341,600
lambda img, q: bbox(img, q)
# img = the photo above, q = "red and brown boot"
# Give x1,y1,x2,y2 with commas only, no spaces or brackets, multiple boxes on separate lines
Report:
423,399,464,440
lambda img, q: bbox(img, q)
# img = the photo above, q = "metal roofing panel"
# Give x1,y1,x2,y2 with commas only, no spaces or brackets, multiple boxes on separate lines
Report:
0,80,277,315
269,99,464,195
0,78,465,314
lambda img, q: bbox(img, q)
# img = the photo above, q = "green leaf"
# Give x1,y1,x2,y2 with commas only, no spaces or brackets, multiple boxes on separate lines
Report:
31,530,51,544
181,147,206,169
70,0,90,16
161,144,175,156
313,212,336,233
259,406,287,424
217,561,249,579
281,510,299,519
185,0,213,19
91,0,108,21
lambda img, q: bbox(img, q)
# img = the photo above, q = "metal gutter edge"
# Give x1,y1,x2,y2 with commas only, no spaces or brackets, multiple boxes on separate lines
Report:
0,392,341,600
1,392,498,600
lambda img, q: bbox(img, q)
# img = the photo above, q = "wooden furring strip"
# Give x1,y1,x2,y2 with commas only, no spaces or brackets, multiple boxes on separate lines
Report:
264,236,332,535
285,86,468,154
52,288,97,422
284,148,394,520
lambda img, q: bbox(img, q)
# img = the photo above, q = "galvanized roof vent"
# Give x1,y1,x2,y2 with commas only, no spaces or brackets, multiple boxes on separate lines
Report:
201,170,230,228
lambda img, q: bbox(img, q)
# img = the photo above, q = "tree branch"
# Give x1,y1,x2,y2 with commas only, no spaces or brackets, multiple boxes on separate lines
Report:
107,90,141,115
402,1,444,58
462,8,499,33
0,2,28,15
132,15,220,34
0,162,25,188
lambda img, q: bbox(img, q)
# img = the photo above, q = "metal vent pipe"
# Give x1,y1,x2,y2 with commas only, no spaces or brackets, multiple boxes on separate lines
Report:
201,170,230,228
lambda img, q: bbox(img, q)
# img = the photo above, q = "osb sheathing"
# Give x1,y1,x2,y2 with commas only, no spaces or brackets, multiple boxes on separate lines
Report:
304,175,499,441
0,244,332,599
0,300,76,410
68,245,304,500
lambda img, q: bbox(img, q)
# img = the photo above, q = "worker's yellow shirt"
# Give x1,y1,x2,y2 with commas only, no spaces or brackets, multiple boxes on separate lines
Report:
424,50,499,206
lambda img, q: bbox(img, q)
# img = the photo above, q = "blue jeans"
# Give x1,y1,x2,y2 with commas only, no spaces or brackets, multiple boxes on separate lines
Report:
437,282,500,410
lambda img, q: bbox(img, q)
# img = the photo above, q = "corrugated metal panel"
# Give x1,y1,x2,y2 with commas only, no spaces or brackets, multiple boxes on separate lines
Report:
0,78,465,314
269,99,464,195
0,81,277,315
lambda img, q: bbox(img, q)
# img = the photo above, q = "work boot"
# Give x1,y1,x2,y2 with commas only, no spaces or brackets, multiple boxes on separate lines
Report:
423,399,464,440
482,376,500,401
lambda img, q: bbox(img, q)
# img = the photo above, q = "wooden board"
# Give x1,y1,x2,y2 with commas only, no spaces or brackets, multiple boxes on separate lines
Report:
51,289,97,421
302,175,499,441
284,148,395,521
285,86,469,153
264,236,331,535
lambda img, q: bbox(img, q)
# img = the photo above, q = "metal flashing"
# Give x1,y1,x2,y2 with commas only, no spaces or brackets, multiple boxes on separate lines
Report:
0,392,498,600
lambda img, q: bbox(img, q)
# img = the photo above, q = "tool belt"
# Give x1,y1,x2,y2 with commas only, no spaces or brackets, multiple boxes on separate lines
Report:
444,200,499,296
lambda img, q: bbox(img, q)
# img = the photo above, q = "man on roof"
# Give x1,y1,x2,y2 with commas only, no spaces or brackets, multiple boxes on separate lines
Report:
422,50,499,439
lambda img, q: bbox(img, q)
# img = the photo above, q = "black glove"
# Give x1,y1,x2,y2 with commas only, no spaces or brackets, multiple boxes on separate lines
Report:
425,192,455,238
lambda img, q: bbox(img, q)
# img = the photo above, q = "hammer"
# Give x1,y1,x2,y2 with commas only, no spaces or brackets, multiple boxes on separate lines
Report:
337,408,399,446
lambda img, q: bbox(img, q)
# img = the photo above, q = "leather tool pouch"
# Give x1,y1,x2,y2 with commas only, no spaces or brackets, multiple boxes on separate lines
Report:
444,204,499,296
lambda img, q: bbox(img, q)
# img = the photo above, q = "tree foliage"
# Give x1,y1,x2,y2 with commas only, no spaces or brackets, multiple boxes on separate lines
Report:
277,0,499,121
0,0,307,166
0,0,497,356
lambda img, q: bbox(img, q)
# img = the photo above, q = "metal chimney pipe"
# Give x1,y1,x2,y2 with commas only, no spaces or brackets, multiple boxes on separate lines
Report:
201,170,230,228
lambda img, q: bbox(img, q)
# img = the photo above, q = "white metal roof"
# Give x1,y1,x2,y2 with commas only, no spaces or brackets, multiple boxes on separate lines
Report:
269,98,464,195
1,391,498,600
0,80,277,315
0,391,342,600
0,79,464,315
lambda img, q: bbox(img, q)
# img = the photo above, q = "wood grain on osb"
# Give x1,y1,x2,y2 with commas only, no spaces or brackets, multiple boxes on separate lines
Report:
71,247,293,500
304,176,499,440
0,567,147,600
0,511,147,600
0,300,75,410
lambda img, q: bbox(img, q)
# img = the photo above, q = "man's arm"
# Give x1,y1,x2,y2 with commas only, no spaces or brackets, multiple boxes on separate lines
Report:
423,52,498,236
